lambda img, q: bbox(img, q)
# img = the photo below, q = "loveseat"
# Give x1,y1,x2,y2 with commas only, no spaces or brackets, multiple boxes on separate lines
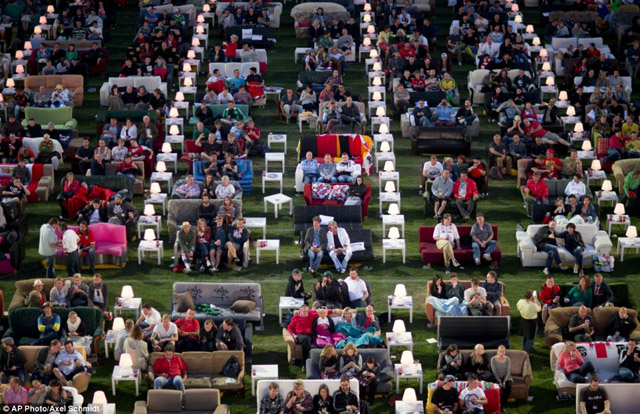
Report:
303,183,372,218
147,351,244,393
256,379,359,414
293,205,363,236
215,2,282,28
411,125,470,155
306,348,393,394
291,2,350,38
22,106,77,130
519,178,596,219
575,383,640,413
437,316,510,350
516,223,612,268
134,389,229,414
544,306,640,347
19,345,92,393
171,178,243,200
0,163,54,202
317,101,368,135
99,76,168,107
187,103,250,126
8,277,93,311
612,159,640,196
426,381,500,414
24,75,84,107
53,223,127,269
167,199,243,244
193,159,254,194
419,225,502,266
424,279,510,325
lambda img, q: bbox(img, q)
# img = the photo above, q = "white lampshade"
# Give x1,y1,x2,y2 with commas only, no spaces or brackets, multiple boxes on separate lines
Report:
15,50,23,60
183,77,193,87
363,14,371,23
373,62,382,71
601,180,613,192
111,317,125,332
566,106,576,117
169,125,180,136
369,49,379,59
363,37,372,47
191,37,200,47
150,182,161,194
539,48,548,58
614,203,626,216
385,181,396,194
92,391,108,405
376,107,386,117
161,142,172,153
156,161,167,172
34,25,42,34
526,25,534,34
175,92,185,103
511,4,519,12
47,5,55,13
372,91,382,101
39,16,47,25
119,353,133,370
591,159,601,171
380,141,391,152
514,15,522,24
15,64,24,74
388,203,400,215
372,76,382,86
383,161,395,172
197,14,205,23
394,283,407,299
121,285,134,300
202,4,210,12
627,226,638,239
182,62,191,73
367,25,375,35
143,228,156,241
402,388,417,404
400,350,414,366
143,204,156,216
559,91,568,101
6,78,15,88
532,37,541,46
541,62,551,72
392,319,406,334
24,41,32,50
169,107,180,119
388,226,400,240
545,77,555,86
196,25,205,34
187,50,196,60
581,140,592,152
574,122,584,133
379,123,390,134
364,3,372,11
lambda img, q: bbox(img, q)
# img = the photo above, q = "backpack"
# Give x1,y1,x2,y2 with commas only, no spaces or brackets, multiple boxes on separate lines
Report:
222,355,241,378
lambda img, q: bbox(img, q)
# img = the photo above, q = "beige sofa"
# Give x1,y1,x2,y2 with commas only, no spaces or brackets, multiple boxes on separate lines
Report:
8,276,94,311
215,2,282,28
291,2,350,38
612,159,640,196
317,100,367,134
21,345,91,393
134,389,229,414
24,75,84,107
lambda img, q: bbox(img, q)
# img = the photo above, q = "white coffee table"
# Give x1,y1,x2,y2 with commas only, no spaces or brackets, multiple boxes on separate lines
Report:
388,295,413,323
279,296,305,323
607,214,630,236
264,193,293,218
114,297,142,320
596,191,618,208
150,172,173,192
157,152,178,174
137,215,162,239
244,217,267,239
382,239,406,263
382,214,405,238
375,151,396,173
112,365,140,396
617,237,640,262
104,329,117,359
251,364,279,395
267,133,287,153
144,193,168,216
394,363,423,394
262,172,283,194
265,152,285,172
380,192,401,216
138,240,164,265
255,239,280,264
385,332,413,358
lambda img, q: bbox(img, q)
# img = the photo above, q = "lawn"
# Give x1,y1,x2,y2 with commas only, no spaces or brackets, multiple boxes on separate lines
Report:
2,1,640,413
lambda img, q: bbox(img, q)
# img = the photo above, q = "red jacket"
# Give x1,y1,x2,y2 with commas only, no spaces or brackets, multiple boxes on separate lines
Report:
526,179,549,199
539,284,561,305
287,310,320,336
153,355,188,378
453,178,478,201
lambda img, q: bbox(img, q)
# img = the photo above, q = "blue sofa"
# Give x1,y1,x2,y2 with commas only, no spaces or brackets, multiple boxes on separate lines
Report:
193,159,253,194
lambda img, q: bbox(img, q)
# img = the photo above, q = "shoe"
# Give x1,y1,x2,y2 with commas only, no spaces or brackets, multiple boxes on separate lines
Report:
198,265,205,272
458,62,462,66
489,261,498,270
169,263,177,268
452,259,462,267
474,258,481,266
309,268,316,276
210,267,218,273
574,264,579,274
543,268,550,275
559,264,569,271
206,260,212,268
340,268,346,274
483,253,492,261
235,265,243,271
579,269,584,277
184,267,191,274
445,266,451,274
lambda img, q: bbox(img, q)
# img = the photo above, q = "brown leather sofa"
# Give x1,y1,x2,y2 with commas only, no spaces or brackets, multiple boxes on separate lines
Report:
544,306,640,347
20,345,91,392
24,75,84,107
8,277,93,311
424,279,510,325
134,389,229,414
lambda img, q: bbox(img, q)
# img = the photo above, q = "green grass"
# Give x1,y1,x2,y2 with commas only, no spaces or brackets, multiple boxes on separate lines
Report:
3,1,640,413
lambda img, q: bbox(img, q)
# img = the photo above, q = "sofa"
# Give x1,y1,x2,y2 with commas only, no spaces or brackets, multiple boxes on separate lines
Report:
99,76,168,107
138,4,196,26
22,106,77,130
418,225,502,267
297,134,373,178
467,69,536,105
193,159,254,194
215,2,282,28
291,2,350,38
436,349,532,400
207,61,263,79
172,282,263,329
8,277,92,311
0,163,54,202
24,75,84,107
401,105,479,139
306,348,393,393
612,159,640,196
293,205,363,237
57,175,135,202
171,178,243,200
426,381,500,414
0,227,26,275
53,223,127,269
575,383,640,413
96,160,146,194
411,126,470,155
187,103,250,126
544,306,640,347
19,345,92,393
437,316,510,350
424,279,510,325
147,351,244,393
317,101,368,135
516,223,612,268
166,199,243,243
303,183,372,218
519,178,596,219
134,389,229,414
256,379,358,414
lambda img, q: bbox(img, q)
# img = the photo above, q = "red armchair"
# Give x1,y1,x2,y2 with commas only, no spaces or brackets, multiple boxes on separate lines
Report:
418,225,502,266
303,183,371,217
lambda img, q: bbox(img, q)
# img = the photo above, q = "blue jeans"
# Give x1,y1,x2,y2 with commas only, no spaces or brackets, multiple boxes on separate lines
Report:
417,116,432,127
84,247,96,272
604,147,622,163
307,249,323,271
154,375,185,392
427,296,467,317
566,361,595,383
2,368,25,385
542,244,561,270
337,175,354,183
350,298,367,308
472,240,498,262
45,255,56,278
318,176,337,183
303,173,319,184
196,243,210,264
571,246,584,268
616,367,640,383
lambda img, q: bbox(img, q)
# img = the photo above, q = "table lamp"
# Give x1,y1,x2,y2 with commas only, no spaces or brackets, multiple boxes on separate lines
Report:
601,180,612,193
369,49,379,59
118,353,133,377
92,391,108,414
627,226,638,241
392,319,406,341
24,41,32,51
383,161,395,173
363,13,371,23
372,91,382,101
541,62,551,72
402,387,417,404
39,16,47,25
169,107,179,118
364,3,372,11
367,25,375,35
156,161,167,173
511,4,519,12
574,122,584,134
169,124,180,136
182,62,191,73
400,350,414,374
183,77,193,87
591,159,601,172
162,142,172,153
191,37,200,47
15,64,24,75
539,49,548,59
545,77,555,87
196,25,205,34
197,14,205,23
532,37,541,46
376,107,386,117
526,25,534,34
379,123,389,134
15,50,23,60
120,285,134,306
47,5,55,13
373,76,382,87
363,37,371,47
150,182,161,195
394,283,407,302
187,50,196,60
372,62,382,72
388,226,400,240
514,15,522,24
34,25,42,35
614,203,625,220
566,106,576,117
202,4,210,12
143,204,156,217
143,229,156,242
112,317,125,332
581,140,592,152
6,78,15,88
388,203,400,215
559,91,568,102
384,180,396,194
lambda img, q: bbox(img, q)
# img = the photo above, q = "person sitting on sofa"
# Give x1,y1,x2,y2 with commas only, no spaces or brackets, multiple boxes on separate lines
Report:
0,337,26,385
286,269,313,303
533,220,568,276
558,223,586,276
613,340,640,383
216,318,250,362
569,305,595,342
314,272,343,310
564,174,586,200
175,308,200,352
300,151,320,185
53,340,88,386
287,305,320,366
26,279,46,308
107,194,137,241
36,303,61,345
606,307,636,342
591,273,614,308
285,379,314,414
490,345,513,411
124,326,149,372
318,154,337,183
66,274,90,307
421,155,444,196
304,217,328,276
226,217,249,270
313,307,339,347
453,171,479,221
565,276,593,308
327,221,352,274
470,214,498,267
49,278,69,308
177,221,196,273
345,175,366,206
343,268,368,308
481,271,502,316
540,276,561,323
152,344,188,393
459,373,488,414
198,319,217,353
336,153,357,184
525,172,549,206
433,214,464,273
333,374,361,414
261,382,286,414
430,168,454,219
150,314,178,352
439,344,465,380
430,375,459,414
578,376,611,414
464,278,489,316
137,304,161,341
31,340,62,385
3,375,28,406
175,175,202,199
64,311,89,355
355,305,380,333
466,344,493,382
427,274,467,317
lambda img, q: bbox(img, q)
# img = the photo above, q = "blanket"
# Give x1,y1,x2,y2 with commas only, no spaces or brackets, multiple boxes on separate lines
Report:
334,323,382,349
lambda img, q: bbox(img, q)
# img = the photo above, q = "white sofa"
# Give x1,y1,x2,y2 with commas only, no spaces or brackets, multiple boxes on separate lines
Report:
99,76,168,107
547,37,612,76
215,2,283,28
294,163,362,193
208,61,262,78
575,383,640,413
467,68,534,106
256,379,359,414
516,223,612,267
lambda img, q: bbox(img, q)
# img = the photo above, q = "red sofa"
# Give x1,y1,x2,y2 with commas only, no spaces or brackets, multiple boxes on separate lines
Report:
298,134,373,175
303,183,372,218
54,222,127,268
419,225,502,266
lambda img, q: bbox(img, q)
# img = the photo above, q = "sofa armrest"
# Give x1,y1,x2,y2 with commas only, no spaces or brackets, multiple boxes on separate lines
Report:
379,365,393,383
99,83,110,107
612,164,625,195
544,318,563,346
593,234,612,254
133,401,147,414
71,371,90,393
64,119,78,129
306,360,320,378
282,328,296,363
518,237,537,256
167,219,178,244
213,404,230,414
500,297,510,316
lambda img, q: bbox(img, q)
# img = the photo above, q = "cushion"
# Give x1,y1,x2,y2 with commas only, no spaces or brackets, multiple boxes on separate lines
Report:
184,389,218,411
328,185,349,201
173,291,196,313
230,300,256,313
319,215,334,225
311,183,331,200
183,377,212,388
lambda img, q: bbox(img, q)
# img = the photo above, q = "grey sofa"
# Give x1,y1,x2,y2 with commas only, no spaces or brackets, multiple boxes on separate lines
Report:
170,179,243,200
167,199,243,244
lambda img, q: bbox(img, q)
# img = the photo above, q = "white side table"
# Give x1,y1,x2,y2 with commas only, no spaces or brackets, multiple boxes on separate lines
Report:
137,215,162,239
264,193,293,218
171,101,190,119
151,172,173,192
157,152,178,174
374,134,394,153
596,191,618,208
138,240,164,265
382,239,406,263
265,152,285,172
262,172,284,194
278,296,305,324
394,363,423,394
267,133,287,153
385,331,413,358
379,172,400,195
298,114,318,133
367,100,386,119
164,134,185,153
375,152,396,173
607,214,630,236
114,297,142,320
144,193,168,216
617,237,640,262
380,192,401,216
256,239,280,264
586,169,606,187
577,150,596,160
396,401,424,414
244,217,267,239
251,365,279,395
388,295,413,323
111,365,140,396
104,329,117,358
382,214,405,238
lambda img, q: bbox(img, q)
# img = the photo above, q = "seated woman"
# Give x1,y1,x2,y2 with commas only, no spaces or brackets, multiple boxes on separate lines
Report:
579,195,598,224
312,383,333,414
555,340,595,383
215,176,236,199
124,326,149,373
201,173,217,199
490,345,513,409
466,343,494,382
313,307,341,347
438,343,465,380
198,319,217,352
217,196,237,222
359,356,380,403
344,175,366,206
195,218,212,271
319,344,340,379
565,275,593,307
221,153,240,181
284,380,313,414
426,274,467,317
339,343,362,379
59,172,81,219
44,380,72,409
65,311,90,355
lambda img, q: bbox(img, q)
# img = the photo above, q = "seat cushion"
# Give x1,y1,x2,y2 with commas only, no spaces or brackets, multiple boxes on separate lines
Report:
95,244,126,257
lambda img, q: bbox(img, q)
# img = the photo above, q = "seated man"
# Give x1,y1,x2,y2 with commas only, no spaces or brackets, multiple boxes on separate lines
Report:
560,150,583,179
107,194,137,241
453,171,479,221
606,307,636,342
215,318,247,359
430,168,454,219
470,213,498,266
153,344,187,393
0,337,26,385
339,97,361,133
434,100,456,126
279,89,303,124
151,314,179,352
564,174,586,200
393,84,411,115
53,340,88,386
557,223,586,276
117,155,142,180
430,375,459,414
226,217,250,270
525,172,549,205
175,308,200,352
464,278,489,316
335,153,356,184
523,117,570,148
221,101,246,125
413,99,433,127
459,374,488,414
488,134,512,176
261,382,285,414
177,221,195,273
615,340,640,383
592,273,614,308
343,268,369,308
299,151,319,185
318,154,337,183
578,376,611,414
624,169,640,212
137,304,162,341
35,303,61,345
174,175,201,199
100,118,120,146
138,115,159,149
534,219,568,275
333,375,360,414
327,220,352,274
421,155,443,196
304,216,327,276
433,214,464,273
569,305,595,342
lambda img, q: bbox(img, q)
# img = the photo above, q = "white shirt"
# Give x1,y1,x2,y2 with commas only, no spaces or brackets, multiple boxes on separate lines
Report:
327,227,351,250
344,277,367,301
478,41,500,58
422,161,443,177
564,180,586,198
433,223,460,243
464,286,487,303
460,387,486,410
336,160,356,175
152,322,178,339
62,229,80,253
215,183,236,199
121,124,138,139
144,308,162,327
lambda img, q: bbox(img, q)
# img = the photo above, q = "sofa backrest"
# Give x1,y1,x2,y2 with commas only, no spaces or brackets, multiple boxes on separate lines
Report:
437,316,510,349
138,4,196,26
309,348,390,370
545,179,593,199
426,280,505,298
525,223,599,244
256,379,358,414
24,75,84,92
293,205,363,228
419,226,499,245
548,306,593,329
298,134,371,161
184,389,221,413
173,282,262,309
592,307,639,335
552,341,627,375
146,389,183,413
59,175,134,198
575,383,639,414
149,350,244,376
96,110,156,125
24,107,73,125
167,199,244,224
437,349,530,377
10,277,93,311
180,351,215,376
19,345,88,373
468,69,490,86
9,306,101,342
613,159,640,178
106,161,145,179
87,222,127,246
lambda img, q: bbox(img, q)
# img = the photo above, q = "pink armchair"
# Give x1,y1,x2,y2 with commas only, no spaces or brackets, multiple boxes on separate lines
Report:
55,223,128,269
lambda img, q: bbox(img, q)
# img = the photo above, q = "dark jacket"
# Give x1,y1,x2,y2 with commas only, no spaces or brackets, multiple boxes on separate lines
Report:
333,389,359,414
285,275,308,300
559,230,585,253
355,313,380,332
533,226,556,251
316,279,343,308
0,347,26,371
78,203,106,223
481,281,502,303
32,347,57,380
88,282,109,310
215,325,244,350
607,313,636,338
591,280,613,307
107,201,137,224
304,226,328,251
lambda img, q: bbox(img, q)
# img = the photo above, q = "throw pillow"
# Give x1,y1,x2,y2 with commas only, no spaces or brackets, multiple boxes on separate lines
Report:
328,185,348,201
183,377,212,388
311,183,331,200
173,291,196,313
319,215,334,225
230,300,256,313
